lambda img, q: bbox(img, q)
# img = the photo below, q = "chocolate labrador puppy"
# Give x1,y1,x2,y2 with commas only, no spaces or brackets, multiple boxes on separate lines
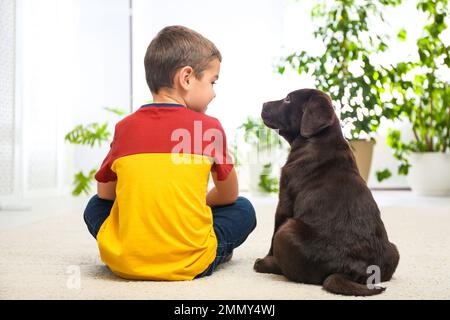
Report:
254,88,399,296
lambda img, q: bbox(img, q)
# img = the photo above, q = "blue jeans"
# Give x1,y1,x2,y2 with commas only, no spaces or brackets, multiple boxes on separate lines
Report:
83,195,257,279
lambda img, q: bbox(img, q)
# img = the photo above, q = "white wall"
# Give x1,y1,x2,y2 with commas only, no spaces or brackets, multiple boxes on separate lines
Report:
72,0,131,176
10,0,131,198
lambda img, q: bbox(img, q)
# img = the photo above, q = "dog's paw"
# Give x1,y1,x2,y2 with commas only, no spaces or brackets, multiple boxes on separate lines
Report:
254,256,283,275
253,258,265,273
254,257,274,273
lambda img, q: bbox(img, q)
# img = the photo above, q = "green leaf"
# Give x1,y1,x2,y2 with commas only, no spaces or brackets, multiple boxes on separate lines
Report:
376,169,392,182
398,163,410,176
103,106,128,116
72,169,97,196
258,163,279,193
397,28,407,41
64,122,111,147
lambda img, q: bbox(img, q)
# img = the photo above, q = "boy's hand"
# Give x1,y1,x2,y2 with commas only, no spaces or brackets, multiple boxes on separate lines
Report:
97,181,117,201
206,168,239,207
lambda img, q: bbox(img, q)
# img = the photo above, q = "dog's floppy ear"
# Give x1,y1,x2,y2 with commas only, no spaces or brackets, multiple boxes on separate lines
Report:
300,93,335,138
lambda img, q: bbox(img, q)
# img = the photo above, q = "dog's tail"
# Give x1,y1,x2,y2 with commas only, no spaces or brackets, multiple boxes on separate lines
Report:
322,273,386,296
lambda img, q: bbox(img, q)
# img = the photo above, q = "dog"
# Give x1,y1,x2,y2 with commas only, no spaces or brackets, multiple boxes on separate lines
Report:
254,88,399,296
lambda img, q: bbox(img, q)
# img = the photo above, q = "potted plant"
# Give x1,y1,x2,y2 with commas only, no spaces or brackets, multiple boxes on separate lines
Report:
376,0,450,196
277,0,402,182
64,107,128,196
238,117,288,195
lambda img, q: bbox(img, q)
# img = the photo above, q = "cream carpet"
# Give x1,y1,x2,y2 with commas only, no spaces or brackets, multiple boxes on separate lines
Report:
1,193,450,300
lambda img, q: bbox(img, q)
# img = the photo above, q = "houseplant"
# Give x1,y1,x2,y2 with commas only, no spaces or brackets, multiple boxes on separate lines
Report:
64,107,128,196
277,0,402,182
238,117,288,194
376,0,450,196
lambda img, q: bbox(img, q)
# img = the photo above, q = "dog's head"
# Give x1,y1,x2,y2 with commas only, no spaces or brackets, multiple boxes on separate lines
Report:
261,88,337,143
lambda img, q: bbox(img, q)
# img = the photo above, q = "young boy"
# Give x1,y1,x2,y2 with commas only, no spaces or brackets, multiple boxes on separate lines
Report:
83,25,256,280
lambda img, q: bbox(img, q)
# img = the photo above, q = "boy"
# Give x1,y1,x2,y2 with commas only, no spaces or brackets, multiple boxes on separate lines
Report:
83,25,256,280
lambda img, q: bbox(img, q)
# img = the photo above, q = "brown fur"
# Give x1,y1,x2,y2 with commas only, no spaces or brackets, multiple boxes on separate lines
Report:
254,88,399,296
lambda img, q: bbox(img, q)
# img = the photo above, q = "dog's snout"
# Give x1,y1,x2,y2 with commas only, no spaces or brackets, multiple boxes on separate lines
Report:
261,103,270,117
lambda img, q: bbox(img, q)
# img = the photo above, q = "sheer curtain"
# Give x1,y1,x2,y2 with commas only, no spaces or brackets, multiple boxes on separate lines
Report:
0,0,19,202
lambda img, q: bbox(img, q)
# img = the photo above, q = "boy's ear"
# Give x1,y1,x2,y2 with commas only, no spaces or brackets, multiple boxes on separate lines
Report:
178,66,194,90
300,94,335,138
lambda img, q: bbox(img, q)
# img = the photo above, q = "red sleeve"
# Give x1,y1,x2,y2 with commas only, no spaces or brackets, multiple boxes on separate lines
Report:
209,119,234,181
95,125,118,183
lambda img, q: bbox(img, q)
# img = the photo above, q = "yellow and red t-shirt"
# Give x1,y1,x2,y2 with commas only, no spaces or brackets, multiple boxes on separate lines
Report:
94,103,234,280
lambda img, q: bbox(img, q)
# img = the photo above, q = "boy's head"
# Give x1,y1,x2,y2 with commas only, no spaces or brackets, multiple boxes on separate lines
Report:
144,25,221,113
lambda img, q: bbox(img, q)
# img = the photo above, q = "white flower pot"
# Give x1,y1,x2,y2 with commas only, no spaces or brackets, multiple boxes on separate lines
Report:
407,152,450,197
248,148,271,196
247,146,286,196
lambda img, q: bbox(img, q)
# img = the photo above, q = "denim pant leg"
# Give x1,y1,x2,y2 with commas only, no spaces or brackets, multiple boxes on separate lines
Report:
83,195,114,239
196,196,257,278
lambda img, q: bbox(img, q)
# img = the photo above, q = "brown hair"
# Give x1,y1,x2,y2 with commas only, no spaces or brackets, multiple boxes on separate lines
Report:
144,25,222,94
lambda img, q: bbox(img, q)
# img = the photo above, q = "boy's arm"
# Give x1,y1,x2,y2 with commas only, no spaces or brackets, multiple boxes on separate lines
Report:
97,181,117,201
206,168,239,207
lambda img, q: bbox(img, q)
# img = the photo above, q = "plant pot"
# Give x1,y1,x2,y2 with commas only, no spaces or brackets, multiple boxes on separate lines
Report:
407,152,450,196
249,164,266,196
349,140,375,183
247,146,286,196
248,148,271,196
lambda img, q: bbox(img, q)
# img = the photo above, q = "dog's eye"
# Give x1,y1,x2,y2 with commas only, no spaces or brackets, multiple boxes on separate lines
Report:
285,96,290,102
